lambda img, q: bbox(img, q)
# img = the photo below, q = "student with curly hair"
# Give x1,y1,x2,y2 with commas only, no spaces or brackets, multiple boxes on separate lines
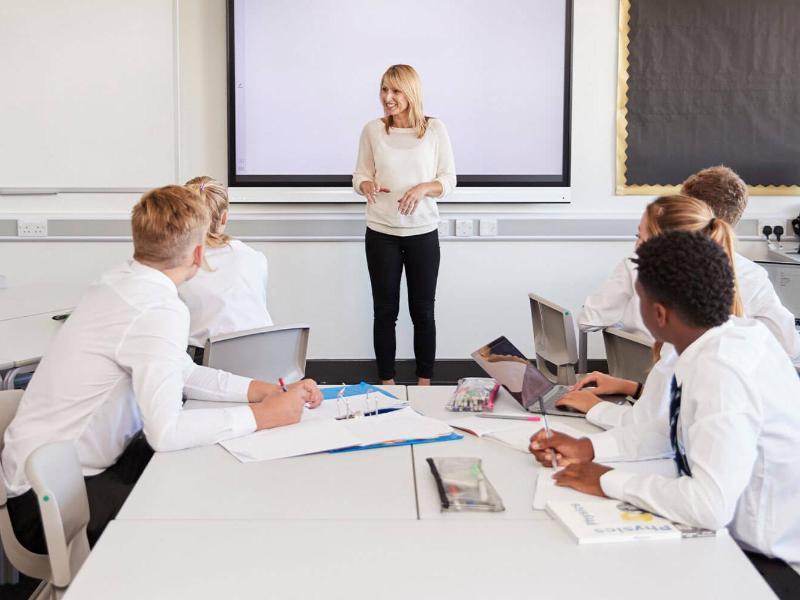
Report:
530,231,800,565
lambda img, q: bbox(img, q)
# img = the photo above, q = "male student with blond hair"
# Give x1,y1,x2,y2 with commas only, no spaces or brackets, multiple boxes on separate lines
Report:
2,185,322,553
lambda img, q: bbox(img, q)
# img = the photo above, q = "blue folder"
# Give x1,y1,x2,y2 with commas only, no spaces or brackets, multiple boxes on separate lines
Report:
328,431,463,454
321,382,399,401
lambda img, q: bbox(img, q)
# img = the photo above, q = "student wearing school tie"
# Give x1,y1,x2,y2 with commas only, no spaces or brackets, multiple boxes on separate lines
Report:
529,231,800,569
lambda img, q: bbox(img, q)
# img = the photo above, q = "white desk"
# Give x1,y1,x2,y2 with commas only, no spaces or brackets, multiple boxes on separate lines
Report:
65,519,776,600
0,282,81,322
0,311,67,389
117,386,417,521
409,385,601,521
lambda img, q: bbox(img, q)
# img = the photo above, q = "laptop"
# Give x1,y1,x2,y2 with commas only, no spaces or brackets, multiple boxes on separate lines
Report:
471,336,628,418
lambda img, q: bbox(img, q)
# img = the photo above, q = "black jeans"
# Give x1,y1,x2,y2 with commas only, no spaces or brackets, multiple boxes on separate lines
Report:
365,227,440,381
6,434,154,554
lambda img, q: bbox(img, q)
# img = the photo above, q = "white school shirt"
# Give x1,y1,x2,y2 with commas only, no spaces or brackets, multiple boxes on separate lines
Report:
353,118,456,237
588,318,800,562
586,253,800,430
179,240,273,347
1,260,257,498
579,252,800,365
585,345,678,431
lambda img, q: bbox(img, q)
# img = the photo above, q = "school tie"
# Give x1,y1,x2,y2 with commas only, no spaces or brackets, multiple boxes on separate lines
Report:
669,375,692,477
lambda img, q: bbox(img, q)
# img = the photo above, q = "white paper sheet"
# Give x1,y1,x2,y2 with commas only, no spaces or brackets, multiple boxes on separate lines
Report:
220,407,452,463
220,419,360,463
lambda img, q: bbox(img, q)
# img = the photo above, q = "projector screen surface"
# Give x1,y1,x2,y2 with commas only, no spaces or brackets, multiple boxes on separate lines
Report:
230,0,571,187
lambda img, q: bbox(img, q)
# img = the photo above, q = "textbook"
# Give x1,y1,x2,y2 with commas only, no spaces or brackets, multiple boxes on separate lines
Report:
447,415,586,453
546,500,717,544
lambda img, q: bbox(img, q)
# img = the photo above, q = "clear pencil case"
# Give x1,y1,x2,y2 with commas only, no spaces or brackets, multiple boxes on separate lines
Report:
446,377,499,412
426,457,505,512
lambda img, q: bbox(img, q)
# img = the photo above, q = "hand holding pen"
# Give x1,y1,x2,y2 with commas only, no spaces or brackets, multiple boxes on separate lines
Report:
528,430,595,468
280,378,323,409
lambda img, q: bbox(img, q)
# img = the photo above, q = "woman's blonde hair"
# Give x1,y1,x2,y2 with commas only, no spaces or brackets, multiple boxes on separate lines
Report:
644,194,744,360
185,176,232,248
380,64,429,139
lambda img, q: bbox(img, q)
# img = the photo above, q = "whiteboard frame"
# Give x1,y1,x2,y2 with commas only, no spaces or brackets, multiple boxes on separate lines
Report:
225,0,574,198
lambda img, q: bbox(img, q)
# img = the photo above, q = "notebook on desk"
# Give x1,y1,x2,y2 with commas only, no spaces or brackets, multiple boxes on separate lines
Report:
471,336,628,418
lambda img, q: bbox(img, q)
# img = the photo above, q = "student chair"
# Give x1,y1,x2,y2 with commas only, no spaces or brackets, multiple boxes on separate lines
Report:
0,390,51,594
528,294,579,385
25,441,91,599
203,323,310,384
602,327,654,385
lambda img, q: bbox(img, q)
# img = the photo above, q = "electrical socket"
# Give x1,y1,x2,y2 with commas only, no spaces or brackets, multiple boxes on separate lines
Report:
437,220,450,237
758,220,793,241
479,218,498,236
17,218,48,237
455,219,474,237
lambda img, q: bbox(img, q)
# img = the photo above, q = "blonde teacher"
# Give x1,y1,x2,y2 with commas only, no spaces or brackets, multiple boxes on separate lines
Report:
353,64,456,385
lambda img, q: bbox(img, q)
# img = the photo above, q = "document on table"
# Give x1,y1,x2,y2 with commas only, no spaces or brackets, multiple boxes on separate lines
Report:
220,407,453,463
448,416,587,453
533,459,677,510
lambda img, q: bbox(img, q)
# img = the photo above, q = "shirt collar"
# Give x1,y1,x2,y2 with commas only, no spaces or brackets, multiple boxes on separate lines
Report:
674,318,734,385
128,259,179,294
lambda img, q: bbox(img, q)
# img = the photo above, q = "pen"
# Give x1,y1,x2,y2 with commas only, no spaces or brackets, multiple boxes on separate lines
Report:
538,397,558,469
278,377,288,392
476,414,541,422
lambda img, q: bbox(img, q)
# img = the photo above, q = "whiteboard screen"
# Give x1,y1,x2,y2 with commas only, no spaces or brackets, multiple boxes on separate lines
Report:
229,0,571,187
0,0,177,190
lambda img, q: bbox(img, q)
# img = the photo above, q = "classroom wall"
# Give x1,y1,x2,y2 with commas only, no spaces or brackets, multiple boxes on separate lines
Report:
0,0,797,360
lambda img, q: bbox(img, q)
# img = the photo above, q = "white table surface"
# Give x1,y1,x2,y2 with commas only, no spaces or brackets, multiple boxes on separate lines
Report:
117,385,417,521
409,385,601,521
0,282,81,322
0,311,67,368
65,519,776,600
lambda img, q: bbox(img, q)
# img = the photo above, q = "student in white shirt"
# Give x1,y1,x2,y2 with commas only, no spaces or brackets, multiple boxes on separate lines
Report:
530,231,800,564
2,185,322,553
179,176,272,354
557,195,744,429
578,166,800,364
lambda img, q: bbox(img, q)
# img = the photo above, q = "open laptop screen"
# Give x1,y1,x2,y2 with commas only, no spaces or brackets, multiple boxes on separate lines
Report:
471,336,553,410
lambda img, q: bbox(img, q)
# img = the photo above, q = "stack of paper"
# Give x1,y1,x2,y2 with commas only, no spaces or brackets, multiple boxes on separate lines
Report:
221,407,453,463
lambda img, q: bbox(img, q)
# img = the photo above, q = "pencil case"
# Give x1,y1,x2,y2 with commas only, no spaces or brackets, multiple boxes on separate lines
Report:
446,378,499,412
426,457,505,512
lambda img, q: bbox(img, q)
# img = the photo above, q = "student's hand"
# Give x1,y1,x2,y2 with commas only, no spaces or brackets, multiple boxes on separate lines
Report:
552,462,612,497
555,390,602,414
250,386,307,430
397,184,427,215
570,371,637,397
360,180,390,204
288,378,323,409
529,430,594,467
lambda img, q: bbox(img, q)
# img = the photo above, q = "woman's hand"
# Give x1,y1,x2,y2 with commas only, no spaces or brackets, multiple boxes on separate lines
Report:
570,371,638,397
360,180,390,204
397,183,429,215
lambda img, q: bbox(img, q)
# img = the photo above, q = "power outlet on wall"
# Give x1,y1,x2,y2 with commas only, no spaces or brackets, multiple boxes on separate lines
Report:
479,218,498,236
437,220,450,237
455,219,474,237
758,219,794,241
17,218,48,237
